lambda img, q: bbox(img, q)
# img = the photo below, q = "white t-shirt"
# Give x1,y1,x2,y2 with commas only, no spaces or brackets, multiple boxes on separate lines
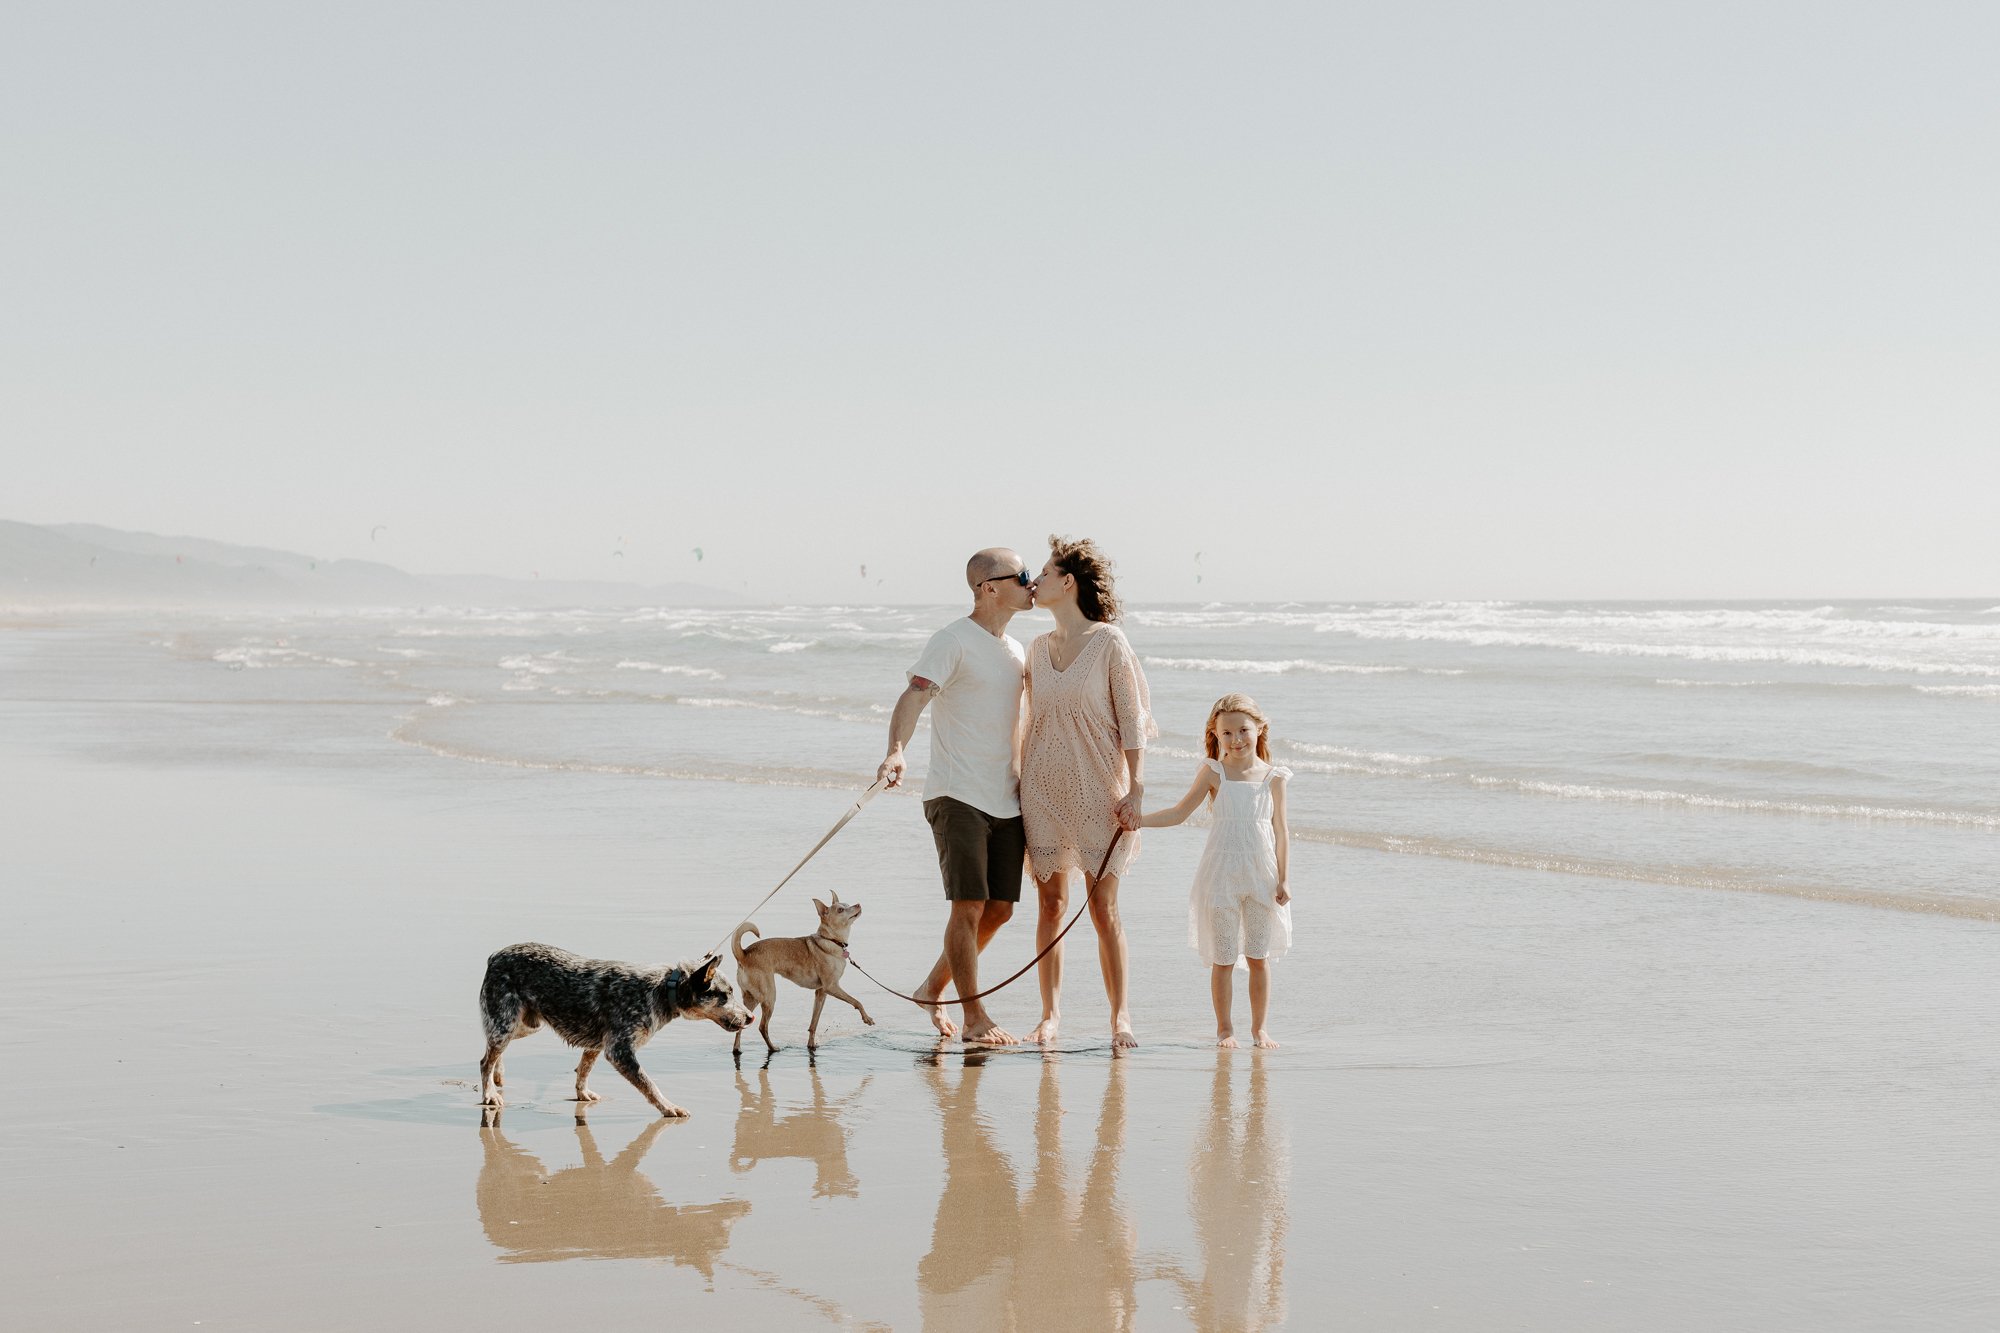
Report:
907,616,1027,818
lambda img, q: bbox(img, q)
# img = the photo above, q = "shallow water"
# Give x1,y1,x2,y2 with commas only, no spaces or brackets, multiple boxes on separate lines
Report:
3,611,1998,1329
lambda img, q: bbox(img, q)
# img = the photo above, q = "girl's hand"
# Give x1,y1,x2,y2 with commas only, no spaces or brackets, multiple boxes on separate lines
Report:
1275,880,1291,906
1113,787,1142,831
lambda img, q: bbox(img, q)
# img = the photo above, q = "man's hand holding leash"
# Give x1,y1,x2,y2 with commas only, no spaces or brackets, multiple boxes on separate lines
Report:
878,676,938,791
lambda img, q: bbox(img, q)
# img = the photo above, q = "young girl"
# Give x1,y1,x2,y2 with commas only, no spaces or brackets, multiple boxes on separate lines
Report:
1135,694,1291,1048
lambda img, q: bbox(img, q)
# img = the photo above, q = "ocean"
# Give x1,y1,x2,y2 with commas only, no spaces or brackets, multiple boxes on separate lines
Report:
29,597,1993,919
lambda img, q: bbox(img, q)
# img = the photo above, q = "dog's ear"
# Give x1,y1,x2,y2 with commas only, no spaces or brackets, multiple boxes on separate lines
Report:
813,897,828,916
696,954,721,984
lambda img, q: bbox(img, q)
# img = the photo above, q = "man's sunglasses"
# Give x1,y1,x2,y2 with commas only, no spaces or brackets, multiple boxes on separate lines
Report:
979,569,1034,588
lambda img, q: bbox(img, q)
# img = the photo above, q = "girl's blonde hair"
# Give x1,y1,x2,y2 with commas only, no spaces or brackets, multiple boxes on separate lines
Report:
1204,693,1271,762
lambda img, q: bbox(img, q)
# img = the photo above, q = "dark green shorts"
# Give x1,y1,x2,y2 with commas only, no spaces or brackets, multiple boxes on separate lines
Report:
922,796,1026,903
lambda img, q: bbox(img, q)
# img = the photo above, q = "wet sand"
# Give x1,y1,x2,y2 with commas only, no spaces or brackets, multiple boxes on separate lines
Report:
4,709,1999,1329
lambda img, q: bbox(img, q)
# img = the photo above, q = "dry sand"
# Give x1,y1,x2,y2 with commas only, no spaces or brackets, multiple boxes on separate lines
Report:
3,713,1998,1329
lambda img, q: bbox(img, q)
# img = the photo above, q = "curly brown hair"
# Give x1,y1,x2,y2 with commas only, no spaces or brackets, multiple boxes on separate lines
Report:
1047,534,1122,623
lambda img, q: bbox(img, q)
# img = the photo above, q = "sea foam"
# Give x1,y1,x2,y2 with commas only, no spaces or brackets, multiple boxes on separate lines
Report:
615,659,724,680
1144,656,1405,675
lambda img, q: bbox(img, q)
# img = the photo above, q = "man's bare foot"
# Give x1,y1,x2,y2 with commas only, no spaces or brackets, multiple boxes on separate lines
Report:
962,1019,1020,1046
1253,1031,1280,1049
1216,1030,1238,1049
915,990,959,1038
1112,1022,1139,1050
1029,1015,1061,1045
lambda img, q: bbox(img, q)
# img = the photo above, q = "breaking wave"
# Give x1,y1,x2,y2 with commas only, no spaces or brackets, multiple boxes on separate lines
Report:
1324,627,2000,678
1461,777,2000,829
615,659,725,680
1289,826,1999,922
1145,656,1407,676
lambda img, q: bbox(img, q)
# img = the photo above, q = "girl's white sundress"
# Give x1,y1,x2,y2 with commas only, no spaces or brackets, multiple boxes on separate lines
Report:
1189,759,1293,967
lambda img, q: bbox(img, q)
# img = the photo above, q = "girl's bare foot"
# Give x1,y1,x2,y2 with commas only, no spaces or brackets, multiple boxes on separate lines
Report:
1112,1022,1139,1050
1252,1030,1280,1049
1029,1015,1060,1045
1216,1029,1238,1049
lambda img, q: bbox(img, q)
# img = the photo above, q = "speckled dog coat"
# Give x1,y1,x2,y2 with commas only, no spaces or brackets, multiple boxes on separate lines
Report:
478,942,750,1119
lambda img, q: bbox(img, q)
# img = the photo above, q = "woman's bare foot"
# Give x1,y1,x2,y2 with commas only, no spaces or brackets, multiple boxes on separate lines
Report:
914,989,958,1038
1112,1021,1139,1050
1029,1015,1061,1045
1252,1030,1280,1049
1216,1029,1238,1049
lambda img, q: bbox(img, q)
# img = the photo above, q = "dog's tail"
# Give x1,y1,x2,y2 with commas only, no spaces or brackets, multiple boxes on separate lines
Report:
731,922,760,967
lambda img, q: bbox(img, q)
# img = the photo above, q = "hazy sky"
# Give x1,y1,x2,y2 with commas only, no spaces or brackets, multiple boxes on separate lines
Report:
5,3,1995,603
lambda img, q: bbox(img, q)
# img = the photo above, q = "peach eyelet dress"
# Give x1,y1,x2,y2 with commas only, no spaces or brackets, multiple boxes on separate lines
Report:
1020,623,1156,882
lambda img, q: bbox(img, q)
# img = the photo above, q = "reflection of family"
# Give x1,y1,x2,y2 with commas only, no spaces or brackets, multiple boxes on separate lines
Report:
880,538,1294,1049
916,1051,1288,1333
917,1054,1139,1330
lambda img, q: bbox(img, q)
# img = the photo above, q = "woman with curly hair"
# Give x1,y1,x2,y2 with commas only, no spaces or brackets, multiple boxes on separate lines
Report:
1021,535,1155,1048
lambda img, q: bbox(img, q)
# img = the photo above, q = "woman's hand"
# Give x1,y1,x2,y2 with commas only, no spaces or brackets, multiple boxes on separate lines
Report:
1113,785,1143,832
1275,880,1291,906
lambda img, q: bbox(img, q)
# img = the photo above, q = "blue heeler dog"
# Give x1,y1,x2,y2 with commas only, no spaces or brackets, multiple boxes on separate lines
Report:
479,943,751,1119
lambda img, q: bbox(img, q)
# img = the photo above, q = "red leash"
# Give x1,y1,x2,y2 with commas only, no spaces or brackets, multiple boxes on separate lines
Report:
845,829,1125,1007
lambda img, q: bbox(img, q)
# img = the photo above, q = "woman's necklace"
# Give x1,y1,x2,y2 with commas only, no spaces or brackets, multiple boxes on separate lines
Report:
1049,623,1096,671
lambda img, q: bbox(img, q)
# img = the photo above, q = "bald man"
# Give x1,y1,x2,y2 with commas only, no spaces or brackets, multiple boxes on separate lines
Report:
878,547,1036,1045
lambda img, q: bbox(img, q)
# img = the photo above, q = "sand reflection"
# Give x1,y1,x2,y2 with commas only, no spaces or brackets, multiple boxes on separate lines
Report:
1164,1054,1290,1332
919,1054,1140,1331
731,1061,871,1198
476,1110,748,1278
469,1053,1285,1326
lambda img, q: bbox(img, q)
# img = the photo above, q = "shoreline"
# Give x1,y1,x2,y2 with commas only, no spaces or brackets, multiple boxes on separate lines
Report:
4,735,1997,1328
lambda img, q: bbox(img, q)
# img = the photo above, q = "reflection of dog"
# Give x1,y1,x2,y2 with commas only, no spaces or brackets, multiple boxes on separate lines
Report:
477,1115,749,1277
731,894,874,1053
479,944,751,1118
731,1064,872,1197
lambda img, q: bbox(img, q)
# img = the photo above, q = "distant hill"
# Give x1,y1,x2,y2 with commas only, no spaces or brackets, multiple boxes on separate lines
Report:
0,520,740,609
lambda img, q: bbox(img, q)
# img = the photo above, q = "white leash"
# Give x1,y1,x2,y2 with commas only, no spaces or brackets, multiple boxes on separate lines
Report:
703,777,889,962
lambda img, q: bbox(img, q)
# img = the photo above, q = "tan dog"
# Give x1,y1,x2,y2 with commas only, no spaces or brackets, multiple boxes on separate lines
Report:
731,894,874,1054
